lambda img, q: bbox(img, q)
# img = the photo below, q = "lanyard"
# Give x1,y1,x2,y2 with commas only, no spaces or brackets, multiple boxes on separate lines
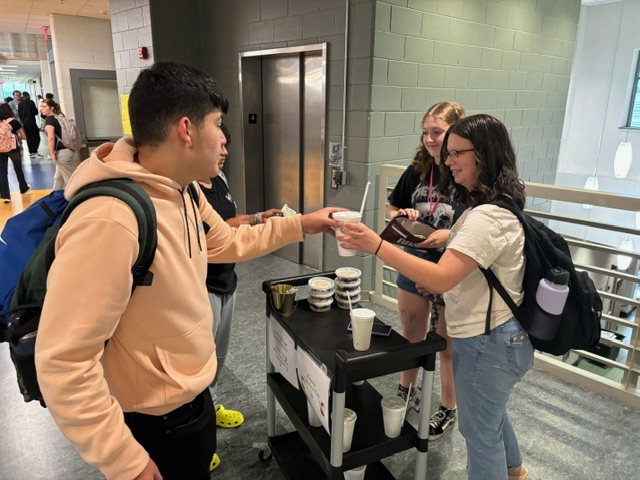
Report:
428,164,442,218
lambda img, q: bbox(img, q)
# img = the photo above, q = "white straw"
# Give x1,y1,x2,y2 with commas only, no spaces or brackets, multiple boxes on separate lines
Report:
359,181,371,216
402,382,412,423
346,289,353,314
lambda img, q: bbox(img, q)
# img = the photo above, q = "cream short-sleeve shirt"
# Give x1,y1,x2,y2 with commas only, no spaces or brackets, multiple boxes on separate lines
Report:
443,204,525,338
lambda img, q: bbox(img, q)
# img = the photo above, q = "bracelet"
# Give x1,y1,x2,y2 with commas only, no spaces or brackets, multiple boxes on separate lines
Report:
374,238,384,255
254,212,260,225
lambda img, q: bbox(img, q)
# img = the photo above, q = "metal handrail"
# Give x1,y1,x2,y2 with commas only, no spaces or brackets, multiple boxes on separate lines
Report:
375,164,640,407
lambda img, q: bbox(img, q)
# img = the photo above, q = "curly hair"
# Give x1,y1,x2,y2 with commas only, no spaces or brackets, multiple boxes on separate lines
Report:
439,114,525,209
412,101,466,181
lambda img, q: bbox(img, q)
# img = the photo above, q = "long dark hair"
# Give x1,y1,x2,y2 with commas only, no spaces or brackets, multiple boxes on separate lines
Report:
439,114,525,209
0,103,14,120
412,101,466,181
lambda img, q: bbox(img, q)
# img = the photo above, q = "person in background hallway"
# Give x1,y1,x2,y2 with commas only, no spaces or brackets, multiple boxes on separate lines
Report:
4,97,12,104
34,61,343,480
198,124,281,472
18,92,41,157
339,114,532,480
40,94,54,131
387,101,466,442
8,90,21,125
40,98,79,190
0,103,30,203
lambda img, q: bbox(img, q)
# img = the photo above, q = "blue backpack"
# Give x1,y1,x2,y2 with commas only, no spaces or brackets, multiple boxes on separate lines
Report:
0,190,69,325
1,178,159,405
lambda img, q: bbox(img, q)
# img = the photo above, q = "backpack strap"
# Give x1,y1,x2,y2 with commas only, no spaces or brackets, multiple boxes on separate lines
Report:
480,267,523,335
477,196,527,334
57,178,157,291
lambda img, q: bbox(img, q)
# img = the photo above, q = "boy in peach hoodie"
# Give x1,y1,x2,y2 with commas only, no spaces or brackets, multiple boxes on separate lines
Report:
35,62,342,480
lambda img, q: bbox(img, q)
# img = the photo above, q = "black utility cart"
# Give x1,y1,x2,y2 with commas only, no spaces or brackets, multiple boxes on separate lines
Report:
261,272,446,480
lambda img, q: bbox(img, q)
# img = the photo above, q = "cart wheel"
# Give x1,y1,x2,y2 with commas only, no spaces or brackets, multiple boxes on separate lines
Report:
258,449,273,463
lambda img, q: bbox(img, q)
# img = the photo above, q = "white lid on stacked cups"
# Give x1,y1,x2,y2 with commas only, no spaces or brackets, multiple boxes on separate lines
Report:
334,268,362,309
308,277,335,312
335,267,361,282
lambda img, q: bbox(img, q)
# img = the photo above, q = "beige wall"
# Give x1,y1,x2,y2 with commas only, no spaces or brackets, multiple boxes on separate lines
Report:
49,14,116,120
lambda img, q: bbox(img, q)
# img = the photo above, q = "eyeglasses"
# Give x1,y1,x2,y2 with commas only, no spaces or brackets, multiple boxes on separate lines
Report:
444,149,475,160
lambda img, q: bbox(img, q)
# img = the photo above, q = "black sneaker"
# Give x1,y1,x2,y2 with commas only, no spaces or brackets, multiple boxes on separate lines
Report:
20,184,31,194
395,384,422,413
429,405,456,441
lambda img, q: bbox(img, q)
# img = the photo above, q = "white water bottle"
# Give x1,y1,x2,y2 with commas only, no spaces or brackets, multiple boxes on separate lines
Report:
529,267,570,341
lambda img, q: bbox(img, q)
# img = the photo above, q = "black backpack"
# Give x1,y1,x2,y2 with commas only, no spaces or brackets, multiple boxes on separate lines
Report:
479,196,602,356
2,178,158,406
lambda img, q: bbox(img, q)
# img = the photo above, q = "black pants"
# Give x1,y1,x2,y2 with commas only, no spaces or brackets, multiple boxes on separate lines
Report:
124,390,217,480
0,149,29,200
23,122,40,154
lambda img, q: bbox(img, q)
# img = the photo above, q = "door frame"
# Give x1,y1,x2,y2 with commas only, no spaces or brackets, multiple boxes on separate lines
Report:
238,43,327,268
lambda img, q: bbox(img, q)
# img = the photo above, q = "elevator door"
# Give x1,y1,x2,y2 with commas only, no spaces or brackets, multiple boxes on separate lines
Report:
241,47,325,269
262,56,301,264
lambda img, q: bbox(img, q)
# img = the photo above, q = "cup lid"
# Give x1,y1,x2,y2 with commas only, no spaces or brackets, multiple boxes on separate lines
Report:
335,267,362,279
309,277,335,290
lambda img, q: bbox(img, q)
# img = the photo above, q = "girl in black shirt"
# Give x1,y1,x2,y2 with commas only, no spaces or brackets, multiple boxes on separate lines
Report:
386,101,466,441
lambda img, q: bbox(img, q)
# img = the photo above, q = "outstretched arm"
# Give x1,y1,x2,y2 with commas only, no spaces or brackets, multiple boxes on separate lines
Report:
337,222,478,294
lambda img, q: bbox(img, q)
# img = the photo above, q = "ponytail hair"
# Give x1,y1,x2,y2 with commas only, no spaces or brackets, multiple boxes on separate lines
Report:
42,98,62,115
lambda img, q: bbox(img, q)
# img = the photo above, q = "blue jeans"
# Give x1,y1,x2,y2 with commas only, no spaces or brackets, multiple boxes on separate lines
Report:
452,318,534,480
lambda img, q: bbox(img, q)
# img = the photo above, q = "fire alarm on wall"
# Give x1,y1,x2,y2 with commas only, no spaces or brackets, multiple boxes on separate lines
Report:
138,47,148,59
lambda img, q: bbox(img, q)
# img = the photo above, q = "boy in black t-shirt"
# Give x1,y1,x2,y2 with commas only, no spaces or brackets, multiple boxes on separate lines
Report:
198,125,280,472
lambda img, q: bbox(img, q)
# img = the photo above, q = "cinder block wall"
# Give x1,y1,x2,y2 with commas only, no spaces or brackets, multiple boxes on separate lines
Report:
372,0,580,198
109,0,154,96
50,14,116,118
202,0,379,288
107,0,581,292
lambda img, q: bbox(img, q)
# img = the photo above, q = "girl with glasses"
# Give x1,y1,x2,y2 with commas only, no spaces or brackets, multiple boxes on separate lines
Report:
339,114,532,480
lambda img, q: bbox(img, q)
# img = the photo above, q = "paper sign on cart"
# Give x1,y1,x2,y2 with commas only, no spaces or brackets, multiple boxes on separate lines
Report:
268,318,299,389
297,347,331,434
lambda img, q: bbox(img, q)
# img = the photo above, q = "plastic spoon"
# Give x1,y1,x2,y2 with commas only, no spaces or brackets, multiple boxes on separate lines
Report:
402,382,412,423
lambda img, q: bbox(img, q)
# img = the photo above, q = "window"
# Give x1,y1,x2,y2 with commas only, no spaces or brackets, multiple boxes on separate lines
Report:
627,52,640,128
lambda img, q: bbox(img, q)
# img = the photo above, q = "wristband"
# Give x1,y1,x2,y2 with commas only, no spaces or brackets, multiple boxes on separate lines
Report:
254,212,260,225
374,238,384,255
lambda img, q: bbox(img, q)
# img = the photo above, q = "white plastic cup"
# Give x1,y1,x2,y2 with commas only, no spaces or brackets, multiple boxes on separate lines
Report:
381,395,406,438
350,308,375,351
342,408,357,452
344,464,367,480
332,211,362,257
307,400,322,427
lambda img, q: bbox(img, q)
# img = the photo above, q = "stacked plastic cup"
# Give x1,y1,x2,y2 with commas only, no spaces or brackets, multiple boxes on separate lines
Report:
308,277,335,312
334,267,362,310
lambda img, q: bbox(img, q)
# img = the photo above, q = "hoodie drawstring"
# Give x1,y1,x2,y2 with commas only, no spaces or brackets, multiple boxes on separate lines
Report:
188,187,203,253
179,185,203,258
179,191,193,258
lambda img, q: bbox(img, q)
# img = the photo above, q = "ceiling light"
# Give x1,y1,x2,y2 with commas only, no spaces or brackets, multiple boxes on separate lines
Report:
617,238,634,271
613,141,633,178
